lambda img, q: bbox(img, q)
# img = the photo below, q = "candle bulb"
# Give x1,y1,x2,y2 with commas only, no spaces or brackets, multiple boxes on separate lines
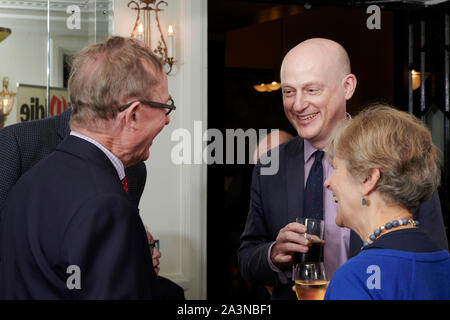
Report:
167,24,174,59
137,23,144,41
3,99,8,114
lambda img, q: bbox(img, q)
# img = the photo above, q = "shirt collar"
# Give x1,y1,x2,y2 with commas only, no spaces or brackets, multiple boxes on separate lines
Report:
304,139,319,164
303,112,352,163
70,131,126,180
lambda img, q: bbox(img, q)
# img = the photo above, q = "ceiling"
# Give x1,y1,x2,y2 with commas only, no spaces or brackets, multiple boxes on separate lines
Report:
208,0,450,33
208,1,304,33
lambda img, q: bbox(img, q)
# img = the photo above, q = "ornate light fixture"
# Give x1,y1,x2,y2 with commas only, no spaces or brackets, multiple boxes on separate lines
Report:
128,0,175,74
253,81,281,93
0,77,16,129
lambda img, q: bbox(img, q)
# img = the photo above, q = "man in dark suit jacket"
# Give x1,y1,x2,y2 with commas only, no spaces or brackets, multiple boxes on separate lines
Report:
0,108,147,210
237,38,448,300
0,36,174,299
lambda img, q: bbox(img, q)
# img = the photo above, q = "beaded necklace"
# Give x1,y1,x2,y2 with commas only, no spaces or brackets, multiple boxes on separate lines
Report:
361,218,419,250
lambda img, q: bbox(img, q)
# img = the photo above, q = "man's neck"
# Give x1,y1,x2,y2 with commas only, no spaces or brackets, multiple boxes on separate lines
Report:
309,140,326,151
72,127,126,163
307,112,352,150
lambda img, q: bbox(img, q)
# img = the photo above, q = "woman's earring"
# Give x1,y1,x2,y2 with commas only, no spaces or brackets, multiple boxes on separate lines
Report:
362,198,367,206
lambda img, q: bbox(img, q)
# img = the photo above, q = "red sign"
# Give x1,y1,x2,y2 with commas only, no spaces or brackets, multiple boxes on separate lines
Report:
49,95,68,116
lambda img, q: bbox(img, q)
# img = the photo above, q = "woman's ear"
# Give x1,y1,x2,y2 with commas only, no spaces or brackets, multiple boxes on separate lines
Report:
343,73,357,100
362,168,380,196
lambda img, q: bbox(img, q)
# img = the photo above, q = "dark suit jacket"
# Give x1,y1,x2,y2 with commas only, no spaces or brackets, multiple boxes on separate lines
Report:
237,137,448,300
0,135,159,299
158,276,185,300
0,109,147,210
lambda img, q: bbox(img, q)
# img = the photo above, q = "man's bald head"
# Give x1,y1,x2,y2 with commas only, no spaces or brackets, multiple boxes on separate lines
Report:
281,38,351,82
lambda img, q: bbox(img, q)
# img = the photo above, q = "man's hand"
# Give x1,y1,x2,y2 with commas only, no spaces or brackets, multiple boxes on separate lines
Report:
270,222,309,269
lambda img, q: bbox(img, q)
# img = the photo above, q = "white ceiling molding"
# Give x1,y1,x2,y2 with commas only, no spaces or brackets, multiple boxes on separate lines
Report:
0,0,111,35
0,0,109,11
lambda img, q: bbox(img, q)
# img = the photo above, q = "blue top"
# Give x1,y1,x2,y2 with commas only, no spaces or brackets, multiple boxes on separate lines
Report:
324,229,450,300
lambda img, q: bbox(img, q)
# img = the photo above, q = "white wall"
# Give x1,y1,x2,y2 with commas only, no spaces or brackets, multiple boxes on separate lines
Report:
113,0,207,299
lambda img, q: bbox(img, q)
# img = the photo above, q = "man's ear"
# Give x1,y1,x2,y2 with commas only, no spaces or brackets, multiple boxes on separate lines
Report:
343,73,357,100
122,101,140,129
362,168,380,196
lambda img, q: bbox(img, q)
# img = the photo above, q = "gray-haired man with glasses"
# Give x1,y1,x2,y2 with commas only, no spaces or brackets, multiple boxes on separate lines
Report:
0,36,173,299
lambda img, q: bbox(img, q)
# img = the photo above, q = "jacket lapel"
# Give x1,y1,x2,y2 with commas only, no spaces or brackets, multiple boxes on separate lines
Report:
285,137,305,224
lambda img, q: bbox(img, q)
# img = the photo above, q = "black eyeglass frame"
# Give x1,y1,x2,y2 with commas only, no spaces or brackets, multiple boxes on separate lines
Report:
149,239,160,254
118,98,176,115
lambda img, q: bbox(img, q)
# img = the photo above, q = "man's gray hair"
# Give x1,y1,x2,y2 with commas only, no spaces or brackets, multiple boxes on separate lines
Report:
68,36,163,129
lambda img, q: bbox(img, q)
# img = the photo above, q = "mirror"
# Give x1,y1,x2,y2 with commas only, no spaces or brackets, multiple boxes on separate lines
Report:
0,0,113,128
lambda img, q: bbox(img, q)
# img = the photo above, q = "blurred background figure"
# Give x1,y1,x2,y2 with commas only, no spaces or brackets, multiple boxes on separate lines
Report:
146,228,186,300
253,129,294,163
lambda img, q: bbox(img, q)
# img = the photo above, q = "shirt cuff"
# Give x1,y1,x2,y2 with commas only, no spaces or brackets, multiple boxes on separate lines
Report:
267,241,290,284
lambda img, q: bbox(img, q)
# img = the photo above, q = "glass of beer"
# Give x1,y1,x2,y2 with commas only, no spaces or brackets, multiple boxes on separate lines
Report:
294,217,328,300
294,218,324,264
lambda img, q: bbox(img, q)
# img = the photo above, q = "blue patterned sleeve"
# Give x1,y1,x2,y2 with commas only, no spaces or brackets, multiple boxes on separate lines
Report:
0,127,22,211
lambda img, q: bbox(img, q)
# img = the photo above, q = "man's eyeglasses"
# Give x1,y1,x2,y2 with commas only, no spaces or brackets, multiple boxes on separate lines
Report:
149,239,160,254
119,97,176,115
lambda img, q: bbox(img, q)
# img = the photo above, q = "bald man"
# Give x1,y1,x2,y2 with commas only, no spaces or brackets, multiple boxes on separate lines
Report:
237,38,448,300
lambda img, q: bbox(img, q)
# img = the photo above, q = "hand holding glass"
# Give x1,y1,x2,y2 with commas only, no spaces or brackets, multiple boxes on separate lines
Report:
294,218,324,264
294,218,328,300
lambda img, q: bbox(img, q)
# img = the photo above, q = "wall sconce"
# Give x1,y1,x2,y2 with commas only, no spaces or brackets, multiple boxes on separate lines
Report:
253,81,281,93
0,27,11,43
128,0,175,74
0,77,16,129
411,69,431,91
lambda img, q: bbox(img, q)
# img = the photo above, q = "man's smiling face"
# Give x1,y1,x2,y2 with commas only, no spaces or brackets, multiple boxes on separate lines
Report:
280,39,354,150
